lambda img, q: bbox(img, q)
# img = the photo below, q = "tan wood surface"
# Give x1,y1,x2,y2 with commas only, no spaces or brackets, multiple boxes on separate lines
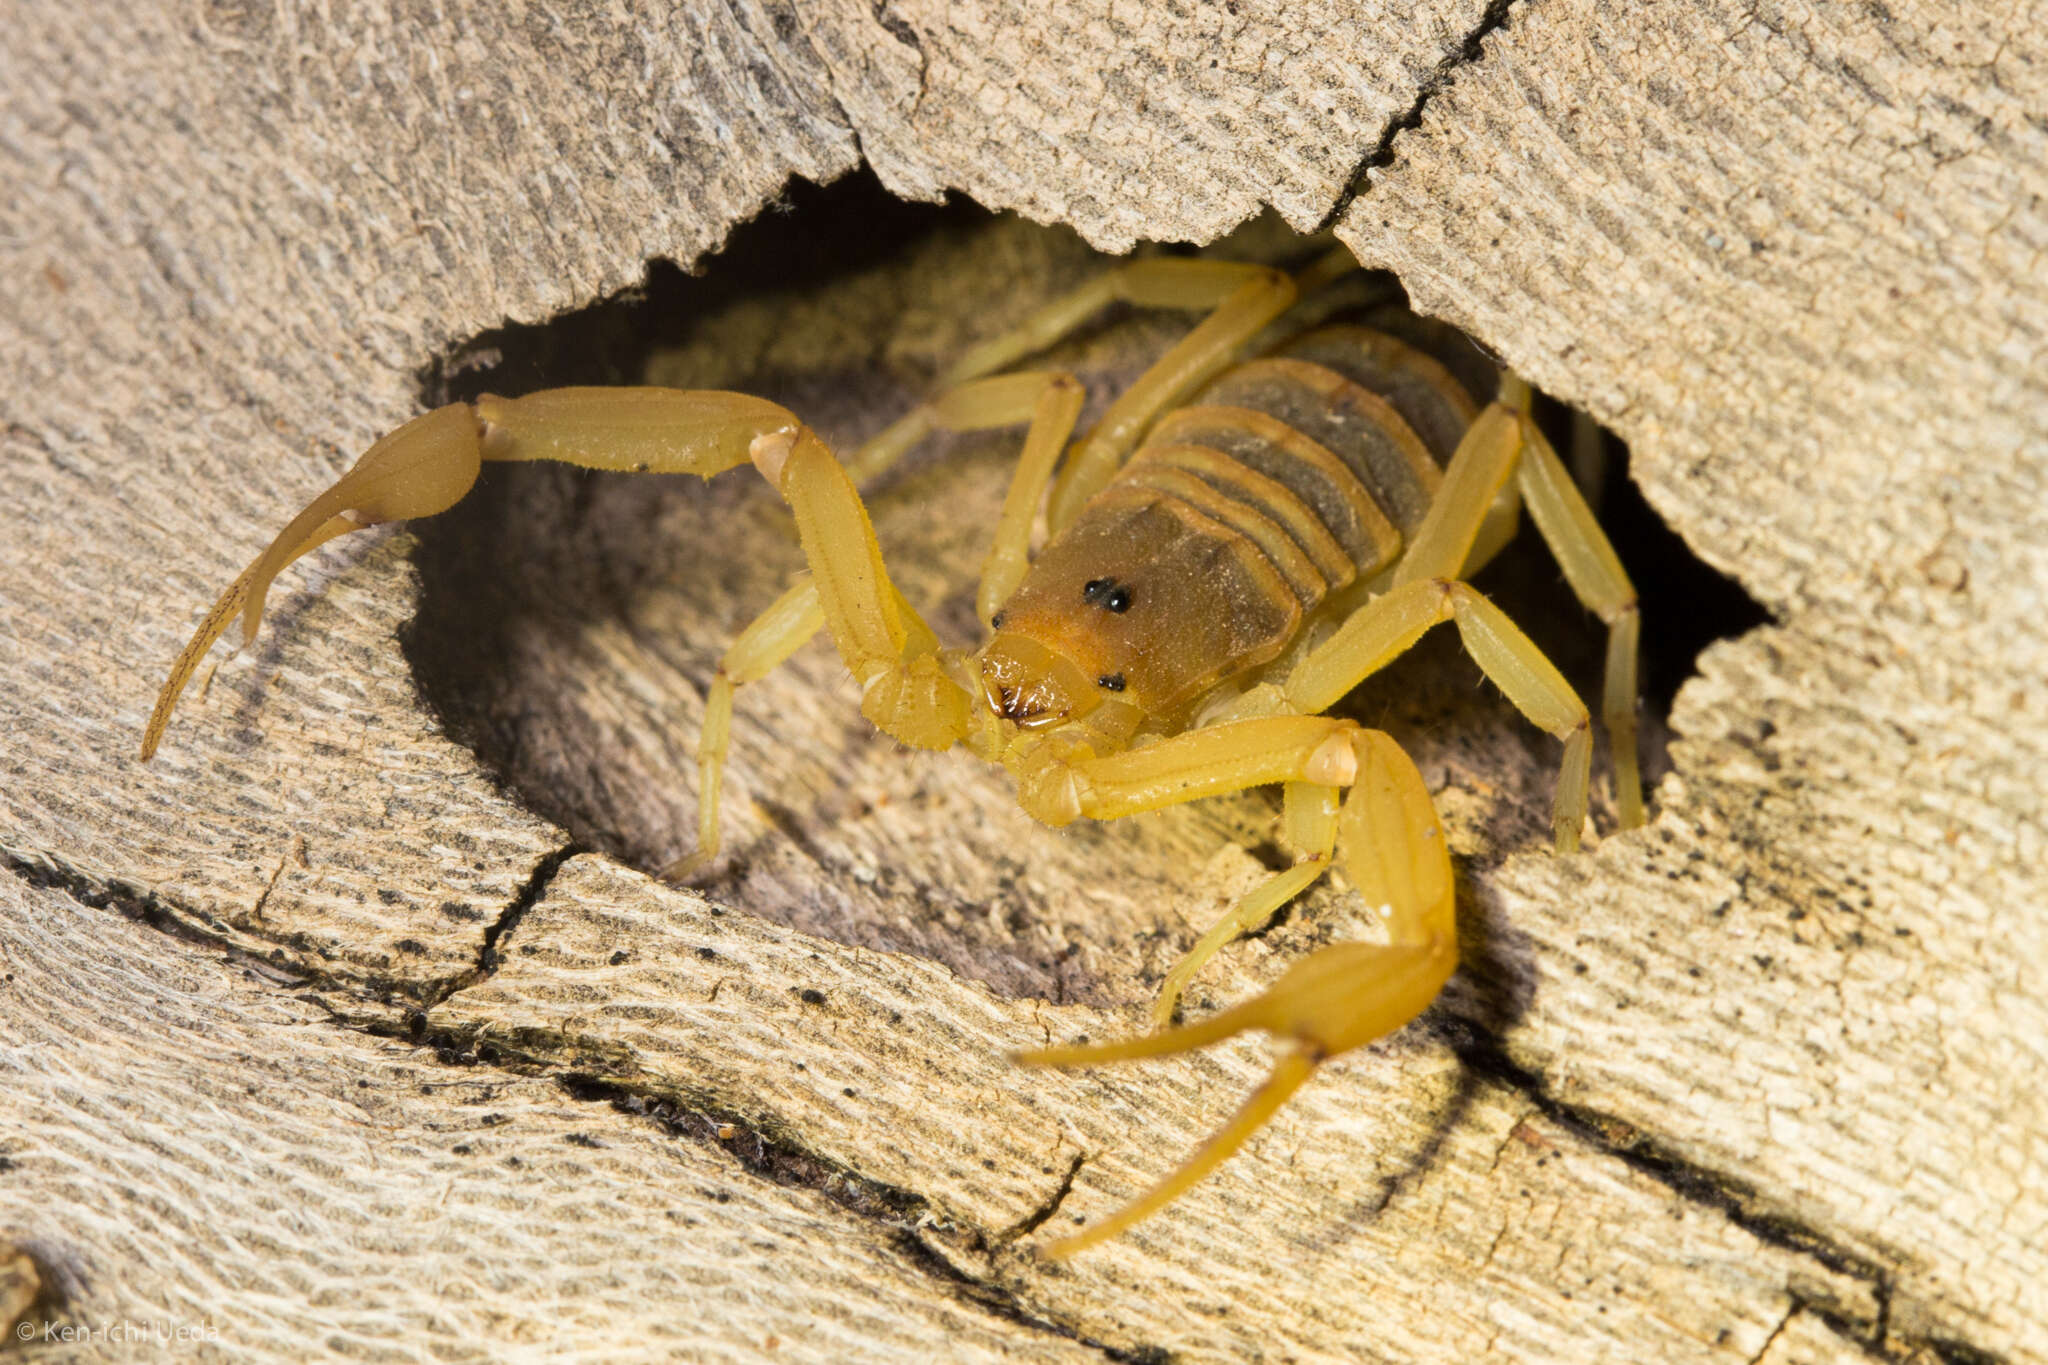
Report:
3,2,2041,1361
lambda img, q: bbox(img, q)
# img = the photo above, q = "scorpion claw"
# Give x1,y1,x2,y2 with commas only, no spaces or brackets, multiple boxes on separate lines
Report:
141,402,484,760
1018,933,1454,1256
1015,731,1459,1253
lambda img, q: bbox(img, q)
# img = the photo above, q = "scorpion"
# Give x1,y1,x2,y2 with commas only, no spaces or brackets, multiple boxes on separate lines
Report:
143,242,1644,1256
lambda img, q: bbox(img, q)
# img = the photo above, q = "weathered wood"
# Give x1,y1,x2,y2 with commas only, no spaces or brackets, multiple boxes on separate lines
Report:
1335,2,2048,1355
1,0,2041,1361
0,874,1088,1362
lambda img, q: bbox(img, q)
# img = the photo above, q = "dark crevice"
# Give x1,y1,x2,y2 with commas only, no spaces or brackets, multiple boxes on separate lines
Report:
477,843,580,977
1317,0,1524,232
997,1151,1086,1243
1437,1017,2007,1365
551,1072,933,1227
414,841,582,1010
353,1011,1161,1362
1916,1338,2010,1365
6,849,247,963
4,835,579,1018
887,1231,1171,1365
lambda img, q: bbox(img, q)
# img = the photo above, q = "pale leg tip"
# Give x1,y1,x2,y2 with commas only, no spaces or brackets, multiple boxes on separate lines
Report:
659,850,715,884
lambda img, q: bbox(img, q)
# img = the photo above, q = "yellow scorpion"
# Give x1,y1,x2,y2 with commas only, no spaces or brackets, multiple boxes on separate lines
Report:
145,245,1643,1255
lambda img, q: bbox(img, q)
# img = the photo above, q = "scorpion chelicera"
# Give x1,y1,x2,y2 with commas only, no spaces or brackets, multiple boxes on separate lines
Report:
144,243,1643,1255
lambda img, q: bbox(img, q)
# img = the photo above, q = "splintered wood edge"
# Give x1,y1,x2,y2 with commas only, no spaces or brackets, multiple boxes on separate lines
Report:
4,0,2043,1358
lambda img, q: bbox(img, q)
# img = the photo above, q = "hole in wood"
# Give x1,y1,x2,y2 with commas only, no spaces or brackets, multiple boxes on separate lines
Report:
406,169,1765,1007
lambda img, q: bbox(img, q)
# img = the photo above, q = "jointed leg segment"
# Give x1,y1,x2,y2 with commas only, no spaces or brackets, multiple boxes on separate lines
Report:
1152,781,1340,1029
840,370,1087,627
1281,375,1644,848
662,576,825,882
1019,731,1457,1256
873,256,1300,540
1507,397,1643,826
1285,575,1594,852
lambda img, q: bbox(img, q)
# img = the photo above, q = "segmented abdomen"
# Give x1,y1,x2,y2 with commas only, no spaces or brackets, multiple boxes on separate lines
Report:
1116,318,1491,623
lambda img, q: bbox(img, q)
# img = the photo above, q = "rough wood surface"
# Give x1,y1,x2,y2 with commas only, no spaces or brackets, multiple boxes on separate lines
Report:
2,2,2041,1363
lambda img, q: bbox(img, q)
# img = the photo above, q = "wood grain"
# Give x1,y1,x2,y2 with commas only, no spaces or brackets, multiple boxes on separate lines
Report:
3,0,2040,1360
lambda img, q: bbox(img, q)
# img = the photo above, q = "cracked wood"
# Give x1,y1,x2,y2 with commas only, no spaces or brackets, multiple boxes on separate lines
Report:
3,0,2043,1361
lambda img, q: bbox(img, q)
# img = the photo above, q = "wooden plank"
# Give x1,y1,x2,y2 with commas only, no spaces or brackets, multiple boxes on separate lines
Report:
2,0,2039,1359
1336,2,2048,1356
0,875,1094,1361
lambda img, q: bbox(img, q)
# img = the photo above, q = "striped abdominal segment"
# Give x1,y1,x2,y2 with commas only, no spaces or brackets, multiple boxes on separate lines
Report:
1112,322,1492,623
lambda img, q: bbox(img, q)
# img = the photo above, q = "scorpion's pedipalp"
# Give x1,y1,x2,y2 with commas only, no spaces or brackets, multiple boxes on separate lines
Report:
1064,714,1362,822
1035,1049,1322,1258
1023,732,1456,1256
474,387,796,479
147,387,977,761
141,514,357,760
142,402,484,759
757,427,974,753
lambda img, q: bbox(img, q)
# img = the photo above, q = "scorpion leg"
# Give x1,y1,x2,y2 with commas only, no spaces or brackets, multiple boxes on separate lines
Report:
1286,575,1594,853
1151,781,1340,1029
939,257,1297,391
1391,377,1643,829
1020,731,1455,1256
1501,384,1644,827
1044,262,1298,533
662,575,825,882
872,256,1297,536
836,371,1087,627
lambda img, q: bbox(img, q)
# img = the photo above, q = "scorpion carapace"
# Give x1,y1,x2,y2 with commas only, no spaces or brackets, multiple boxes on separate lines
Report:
144,245,1643,1256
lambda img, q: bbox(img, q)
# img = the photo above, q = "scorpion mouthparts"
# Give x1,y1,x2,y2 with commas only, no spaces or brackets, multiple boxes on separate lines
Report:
987,679,1051,724
978,632,1098,731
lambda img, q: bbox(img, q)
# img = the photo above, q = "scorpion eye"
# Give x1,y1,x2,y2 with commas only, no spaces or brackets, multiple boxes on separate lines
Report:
989,611,1006,630
1096,673,1126,692
1082,578,1133,613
